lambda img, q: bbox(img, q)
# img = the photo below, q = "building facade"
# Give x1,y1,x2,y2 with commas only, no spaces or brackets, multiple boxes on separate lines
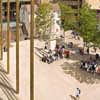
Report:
2,0,30,22
61,0,84,9
2,0,50,22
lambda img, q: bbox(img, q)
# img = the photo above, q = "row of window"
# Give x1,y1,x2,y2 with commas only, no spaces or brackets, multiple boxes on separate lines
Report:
2,3,16,22
2,2,30,22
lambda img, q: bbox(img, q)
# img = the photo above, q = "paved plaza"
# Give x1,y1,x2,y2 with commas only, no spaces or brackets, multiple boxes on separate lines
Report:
0,0,100,100
34,32,100,100
0,35,100,100
0,40,30,100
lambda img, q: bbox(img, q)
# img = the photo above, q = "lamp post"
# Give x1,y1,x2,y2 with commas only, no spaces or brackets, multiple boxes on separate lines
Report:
30,0,34,100
16,0,19,93
7,0,10,74
0,0,2,60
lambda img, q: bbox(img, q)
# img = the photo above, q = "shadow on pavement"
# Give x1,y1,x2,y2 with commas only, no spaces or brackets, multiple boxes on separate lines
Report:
61,62,100,84
0,64,17,100
69,95,77,100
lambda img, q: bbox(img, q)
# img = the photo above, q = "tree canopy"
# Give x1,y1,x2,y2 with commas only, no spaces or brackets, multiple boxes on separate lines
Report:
36,3,53,40
79,3,98,47
59,2,100,48
59,3,76,31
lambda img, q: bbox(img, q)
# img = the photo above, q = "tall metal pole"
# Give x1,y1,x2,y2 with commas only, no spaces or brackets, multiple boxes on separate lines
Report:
0,0,2,60
78,0,80,28
16,0,19,93
30,0,34,100
7,0,10,74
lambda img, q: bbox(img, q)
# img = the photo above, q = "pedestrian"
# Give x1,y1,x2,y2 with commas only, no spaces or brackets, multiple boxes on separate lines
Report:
87,47,89,54
80,60,83,68
4,46,6,52
95,53,99,60
44,45,47,49
44,42,48,49
75,88,81,100
85,61,88,70
77,36,80,40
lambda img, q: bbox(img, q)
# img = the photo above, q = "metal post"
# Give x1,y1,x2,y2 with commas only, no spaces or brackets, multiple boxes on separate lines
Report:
16,0,19,93
78,0,80,28
0,0,2,60
7,0,10,74
30,0,34,100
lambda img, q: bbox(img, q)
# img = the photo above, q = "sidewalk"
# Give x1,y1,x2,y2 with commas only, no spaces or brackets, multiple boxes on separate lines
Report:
0,40,30,100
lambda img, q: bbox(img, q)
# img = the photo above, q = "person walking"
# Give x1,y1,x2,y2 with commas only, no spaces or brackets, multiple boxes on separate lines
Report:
75,88,81,100
87,47,89,54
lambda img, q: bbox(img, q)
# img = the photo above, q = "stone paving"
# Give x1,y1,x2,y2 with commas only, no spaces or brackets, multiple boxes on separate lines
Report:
0,37,100,100
0,40,30,100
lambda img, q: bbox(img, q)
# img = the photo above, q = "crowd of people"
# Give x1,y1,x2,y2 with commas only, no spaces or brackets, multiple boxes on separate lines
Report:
71,31,80,40
68,42,73,48
42,33,100,74
78,47,90,55
80,59,97,72
42,44,70,64
80,54,100,73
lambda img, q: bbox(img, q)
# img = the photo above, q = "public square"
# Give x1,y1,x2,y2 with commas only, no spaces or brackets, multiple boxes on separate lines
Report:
34,31,100,100
0,37,100,100
0,0,100,100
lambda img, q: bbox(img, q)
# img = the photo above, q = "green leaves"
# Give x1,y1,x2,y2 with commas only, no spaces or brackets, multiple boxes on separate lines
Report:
36,3,53,40
59,3,76,31
79,3,98,46
59,2,100,48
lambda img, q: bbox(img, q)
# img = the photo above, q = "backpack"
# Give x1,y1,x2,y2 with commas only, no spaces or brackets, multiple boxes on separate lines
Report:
79,89,81,94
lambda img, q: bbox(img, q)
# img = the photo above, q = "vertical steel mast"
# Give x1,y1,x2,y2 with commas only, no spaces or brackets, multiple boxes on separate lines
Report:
16,0,19,93
0,0,2,60
7,0,10,74
30,0,34,99
78,0,80,27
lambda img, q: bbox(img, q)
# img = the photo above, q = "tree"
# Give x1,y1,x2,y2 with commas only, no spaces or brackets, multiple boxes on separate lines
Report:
92,30,100,48
36,3,53,40
59,3,76,31
79,3,98,47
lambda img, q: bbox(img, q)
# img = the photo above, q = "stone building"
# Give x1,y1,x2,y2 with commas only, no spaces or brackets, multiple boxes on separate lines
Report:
2,0,49,22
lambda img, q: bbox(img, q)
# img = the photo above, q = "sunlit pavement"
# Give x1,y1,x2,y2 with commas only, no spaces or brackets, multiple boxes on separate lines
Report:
0,40,30,100
34,39,100,100
0,39,100,100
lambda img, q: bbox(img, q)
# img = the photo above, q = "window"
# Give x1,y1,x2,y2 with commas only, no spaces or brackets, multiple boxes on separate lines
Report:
2,2,16,22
